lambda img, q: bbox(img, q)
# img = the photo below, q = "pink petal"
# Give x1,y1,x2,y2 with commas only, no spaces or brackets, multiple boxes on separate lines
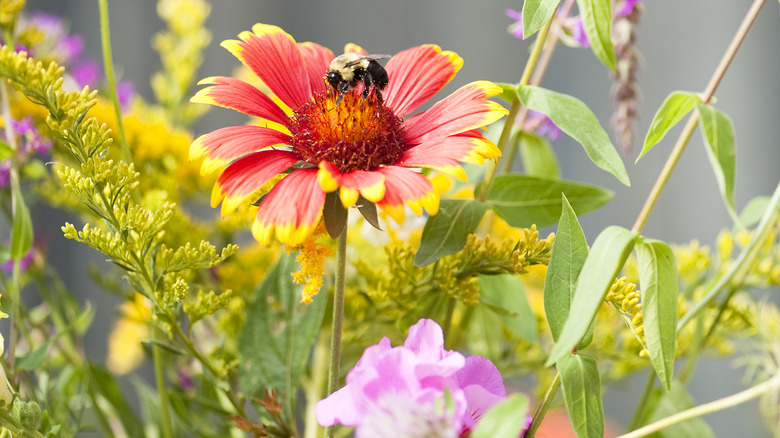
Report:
298,42,335,95
191,76,289,125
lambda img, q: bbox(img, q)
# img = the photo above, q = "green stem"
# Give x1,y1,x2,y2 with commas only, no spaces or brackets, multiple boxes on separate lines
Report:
617,374,780,438
324,225,349,438
525,371,561,437
677,180,780,330
304,333,330,438
442,297,456,347
476,14,555,202
97,0,131,163
153,327,175,438
631,0,766,234
626,370,657,431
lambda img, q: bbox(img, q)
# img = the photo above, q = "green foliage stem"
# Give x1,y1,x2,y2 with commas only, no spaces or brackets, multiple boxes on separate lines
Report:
98,0,130,162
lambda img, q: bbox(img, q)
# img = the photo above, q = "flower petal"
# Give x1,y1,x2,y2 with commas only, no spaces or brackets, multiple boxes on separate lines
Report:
252,169,326,245
403,81,508,145
191,126,292,174
212,150,299,215
344,43,367,55
375,166,438,223
398,134,501,180
317,162,386,207
383,45,463,118
221,23,312,110
298,42,334,95
191,76,289,126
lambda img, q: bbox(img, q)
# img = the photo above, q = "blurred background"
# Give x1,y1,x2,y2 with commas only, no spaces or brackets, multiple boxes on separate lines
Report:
18,0,780,436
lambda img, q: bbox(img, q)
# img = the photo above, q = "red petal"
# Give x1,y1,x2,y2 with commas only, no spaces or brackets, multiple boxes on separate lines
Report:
253,169,326,245
213,150,299,213
191,126,292,172
376,166,439,222
221,24,311,110
402,81,507,145
397,135,501,180
191,76,289,125
298,42,334,95
383,45,463,118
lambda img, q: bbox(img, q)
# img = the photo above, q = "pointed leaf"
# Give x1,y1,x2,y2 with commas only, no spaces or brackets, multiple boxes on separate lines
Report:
576,0,615,69
239,253,327,411
323,191,347,239
547,226,636,365
557,353,604,438
10,177,33,261
414,198,488,266
496,82,519,104
516,85,629,185
522,0,562,38
738,195,771,228
519,132,560,179
635,238,678,390
471,393,531,438
478,274,537,343
544,194,589,342
696,102,738,223
639,91,699,161
484,174,613,229
89,363,144,437
0,141,12,159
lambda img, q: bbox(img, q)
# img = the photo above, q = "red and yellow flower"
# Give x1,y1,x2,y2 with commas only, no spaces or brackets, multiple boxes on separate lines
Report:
191,23,506,245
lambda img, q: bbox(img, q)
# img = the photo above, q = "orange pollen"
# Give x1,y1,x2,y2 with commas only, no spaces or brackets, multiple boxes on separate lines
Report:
289,90,407,173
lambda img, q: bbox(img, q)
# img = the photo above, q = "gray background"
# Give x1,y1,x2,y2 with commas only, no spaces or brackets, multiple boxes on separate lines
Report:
19,0,780,436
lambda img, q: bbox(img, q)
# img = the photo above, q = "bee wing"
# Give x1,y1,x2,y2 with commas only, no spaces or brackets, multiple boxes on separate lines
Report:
344,54,392,67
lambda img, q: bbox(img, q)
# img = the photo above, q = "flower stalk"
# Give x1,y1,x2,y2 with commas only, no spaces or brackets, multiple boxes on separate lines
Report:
324,223,348,438
97,0,131,162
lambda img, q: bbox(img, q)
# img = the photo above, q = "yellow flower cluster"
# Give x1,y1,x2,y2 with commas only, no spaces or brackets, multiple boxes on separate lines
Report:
605,277,647,357
288,224,335,304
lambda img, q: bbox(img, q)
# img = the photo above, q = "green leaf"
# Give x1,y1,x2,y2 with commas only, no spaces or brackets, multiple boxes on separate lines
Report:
557,353,604,438
471,393,530,438
544,194,589,342
467,305,504,361
547,226,637,365
639,91,700,161
519,132,560,179
484,174,613,229
0,141,12,159
696,102,738,224
414,198,488,266
522,0,562,38
635,238,678,390
495,82,519,104
643,384,715,437
576,0,615,69
738,195,771,228
478,274,537,343
516,85,630,185
10,177,33,261
16,337,58,371
89,363,143,437
238,253,327,412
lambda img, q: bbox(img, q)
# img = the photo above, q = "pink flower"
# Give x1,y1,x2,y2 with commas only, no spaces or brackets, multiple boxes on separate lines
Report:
316,319,506,435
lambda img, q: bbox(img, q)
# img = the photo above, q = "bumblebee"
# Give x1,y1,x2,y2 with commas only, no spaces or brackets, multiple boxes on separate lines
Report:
325,53,391,105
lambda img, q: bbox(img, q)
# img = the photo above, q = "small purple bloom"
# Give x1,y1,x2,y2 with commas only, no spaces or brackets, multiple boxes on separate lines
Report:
0,161,10,188
1,249,34,275
316,319,507,435
116,81,135,110
12,117,53,155
525,110,562,141
615,0,641,17
506,9,524,39
58,34,84,62
571,18,590,48
72,59,101,88
29,11,64,35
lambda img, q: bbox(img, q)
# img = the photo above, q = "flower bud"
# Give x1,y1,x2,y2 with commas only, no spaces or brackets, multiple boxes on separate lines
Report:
12,399,42,430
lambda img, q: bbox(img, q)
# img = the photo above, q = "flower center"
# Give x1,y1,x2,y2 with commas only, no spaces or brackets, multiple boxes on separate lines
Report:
289,91,406,173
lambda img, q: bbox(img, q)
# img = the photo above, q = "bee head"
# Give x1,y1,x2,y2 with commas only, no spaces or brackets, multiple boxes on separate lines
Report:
325,71,341,89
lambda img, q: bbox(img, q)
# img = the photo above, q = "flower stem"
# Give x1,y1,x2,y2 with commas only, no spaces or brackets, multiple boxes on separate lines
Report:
617,374,780,438
631,0,766,234
97,0,131,163
477,13,555,202
324,224,349,438
152,327,175,438
525,370,561,437
626,370,657,431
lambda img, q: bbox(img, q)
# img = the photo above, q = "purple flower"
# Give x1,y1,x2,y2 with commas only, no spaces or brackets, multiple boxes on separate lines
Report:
506,9,524,39
1,249,34,275
525,110,562,141
29,11,65,35
116,81,135,110
71,59,100,88
59,34,84,62
0,160,9,188
316,319,506,435
571,18,590,48
615,0,641,17
12,117,53,155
